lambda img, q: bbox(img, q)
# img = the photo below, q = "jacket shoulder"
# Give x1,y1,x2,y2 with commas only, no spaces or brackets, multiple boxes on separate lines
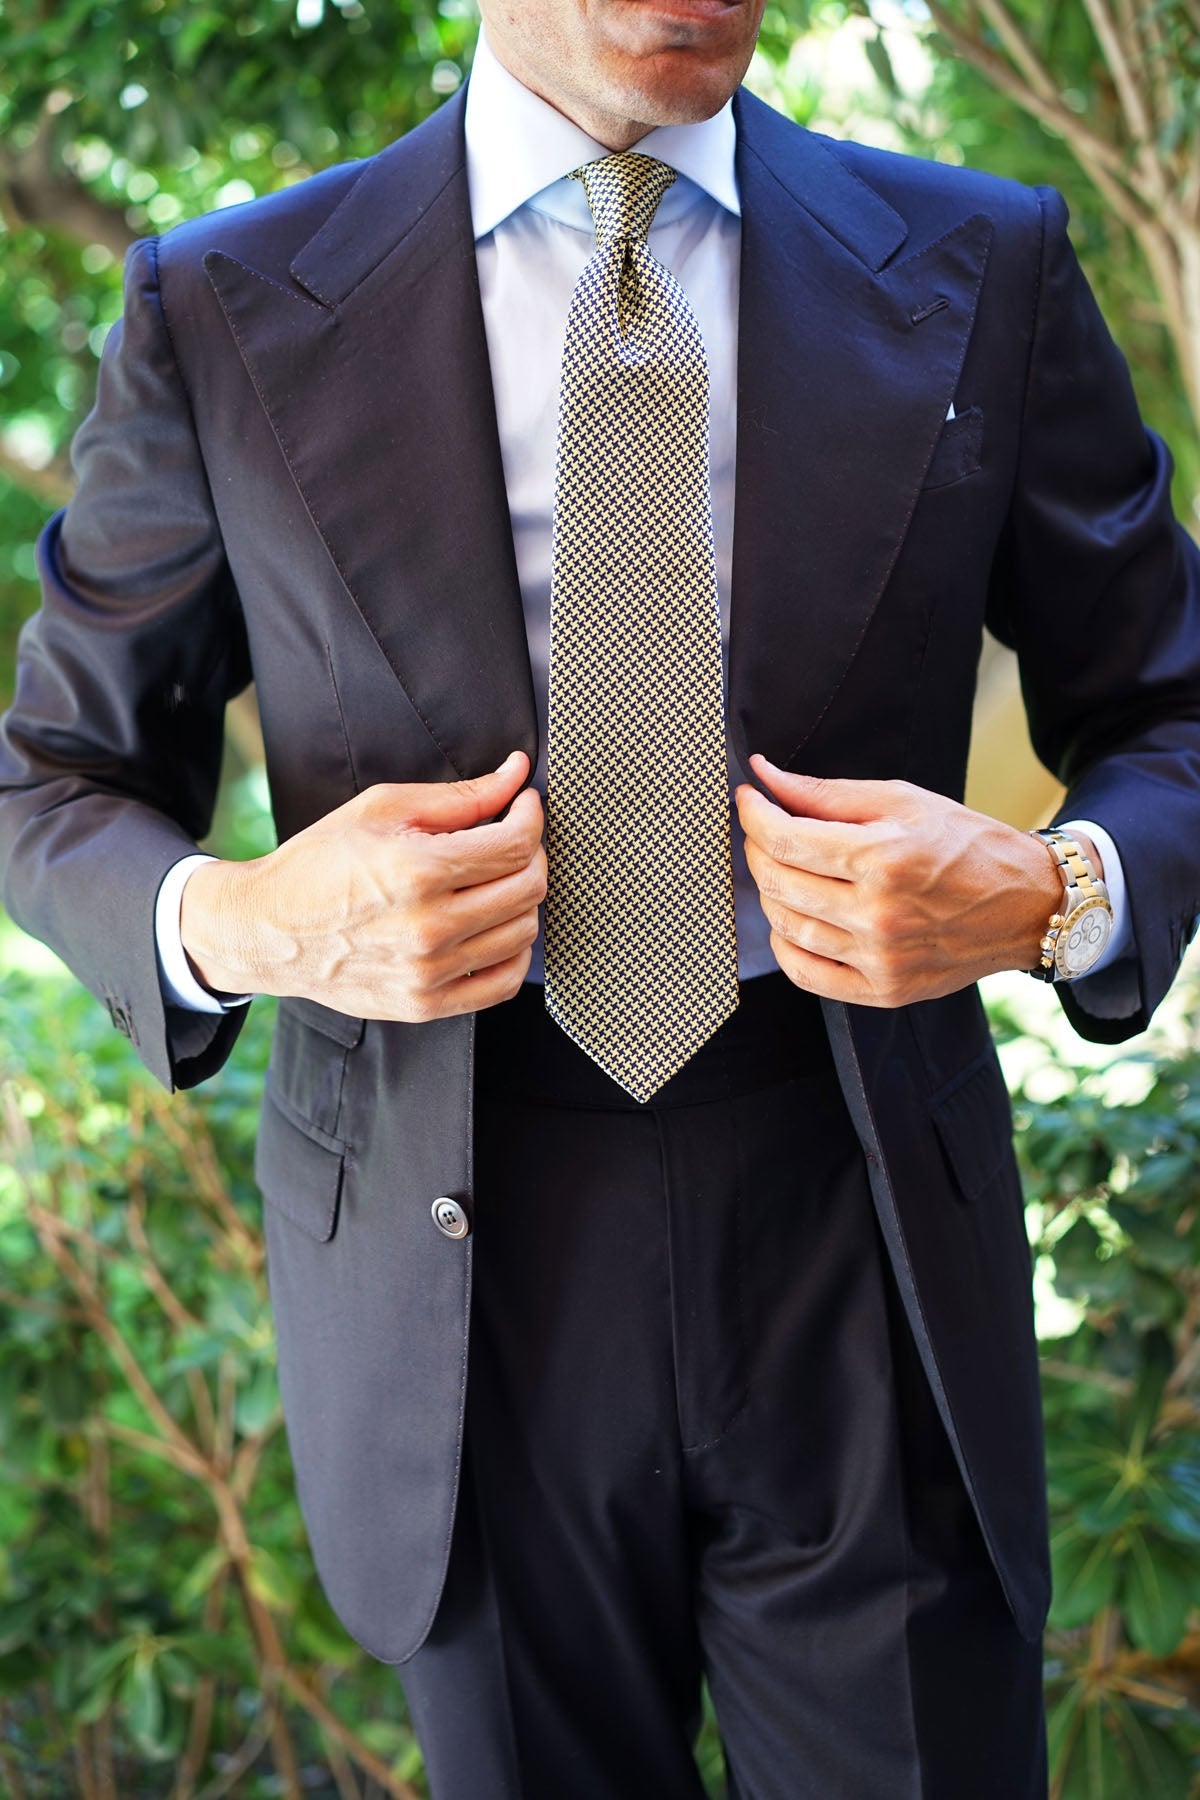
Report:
151,155,369,287
819,131,1045,242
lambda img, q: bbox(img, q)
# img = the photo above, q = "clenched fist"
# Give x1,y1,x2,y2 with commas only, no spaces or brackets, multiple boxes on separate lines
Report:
179,751,546,1021
735,754,1084,1007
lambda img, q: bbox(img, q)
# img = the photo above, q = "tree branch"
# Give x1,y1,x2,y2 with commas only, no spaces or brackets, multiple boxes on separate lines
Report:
975,0,1060,106
1126,0,1171,136
923,0,1137,192
0,110,134,258
1079,0,1165,205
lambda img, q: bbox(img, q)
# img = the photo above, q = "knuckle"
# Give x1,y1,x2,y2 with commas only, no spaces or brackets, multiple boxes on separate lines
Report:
406,914,443,958
768,906,796,946
357,781,394,812
867,897,902,943
397,854,436,904
754,858,781,902
772,935,810,989
768,923,792,962
755,891,779,929
525,863,548,906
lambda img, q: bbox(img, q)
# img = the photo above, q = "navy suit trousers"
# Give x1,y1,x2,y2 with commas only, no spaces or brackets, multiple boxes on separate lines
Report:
396,974,1047,1798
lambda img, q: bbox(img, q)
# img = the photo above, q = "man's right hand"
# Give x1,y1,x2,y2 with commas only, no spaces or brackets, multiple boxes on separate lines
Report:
179,751,546,1020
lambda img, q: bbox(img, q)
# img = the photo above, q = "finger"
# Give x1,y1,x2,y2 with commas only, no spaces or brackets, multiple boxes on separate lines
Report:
756,894,856,964
426,906,541,988
742,835,855,927
736,783,859,878
426,947,535,1019
417,790,545,891
749,756,909,825
767,929,874,1005
360,751,533,836
422,848,546,947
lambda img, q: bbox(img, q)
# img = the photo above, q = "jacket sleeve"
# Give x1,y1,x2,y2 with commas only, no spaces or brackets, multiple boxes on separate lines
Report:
986,185,1200,1043
0,234,252,1090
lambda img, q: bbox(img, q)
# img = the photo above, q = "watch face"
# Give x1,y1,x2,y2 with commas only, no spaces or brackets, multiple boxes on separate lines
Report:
1057,902,1113,978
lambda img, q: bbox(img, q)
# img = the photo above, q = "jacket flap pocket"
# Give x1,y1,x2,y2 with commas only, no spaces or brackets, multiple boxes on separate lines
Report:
929,1048,1013,1202
278,995,365,1048
254,1086,346,1242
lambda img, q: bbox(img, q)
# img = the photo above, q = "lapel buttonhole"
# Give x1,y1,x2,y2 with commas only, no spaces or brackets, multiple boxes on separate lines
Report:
911,294,950,326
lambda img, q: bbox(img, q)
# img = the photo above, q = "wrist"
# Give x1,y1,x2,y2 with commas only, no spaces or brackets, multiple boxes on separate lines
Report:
179,858,264,998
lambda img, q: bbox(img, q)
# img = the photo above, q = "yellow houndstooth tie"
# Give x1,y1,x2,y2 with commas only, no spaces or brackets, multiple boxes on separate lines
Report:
543,150,739,1103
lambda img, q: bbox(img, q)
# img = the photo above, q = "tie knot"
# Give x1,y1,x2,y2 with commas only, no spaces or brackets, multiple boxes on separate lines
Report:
571,152,677,248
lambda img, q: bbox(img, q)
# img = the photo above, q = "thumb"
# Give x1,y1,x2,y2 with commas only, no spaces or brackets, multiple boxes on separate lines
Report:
748,754,883,824
371,751,532,834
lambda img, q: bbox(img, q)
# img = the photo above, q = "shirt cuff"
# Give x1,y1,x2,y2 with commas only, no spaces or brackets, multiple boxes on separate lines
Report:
154,854,252,1013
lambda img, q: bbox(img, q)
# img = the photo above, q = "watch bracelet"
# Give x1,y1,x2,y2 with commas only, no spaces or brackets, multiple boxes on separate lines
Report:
1028,828,1109,981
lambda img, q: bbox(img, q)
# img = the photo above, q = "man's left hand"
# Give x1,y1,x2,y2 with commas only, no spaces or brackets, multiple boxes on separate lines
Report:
735,755,1079,1006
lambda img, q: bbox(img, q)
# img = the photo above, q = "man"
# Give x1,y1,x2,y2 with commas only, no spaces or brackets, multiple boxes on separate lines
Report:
2,0,1199,1789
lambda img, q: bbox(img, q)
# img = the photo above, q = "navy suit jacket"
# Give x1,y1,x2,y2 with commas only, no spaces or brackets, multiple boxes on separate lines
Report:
3,80,1200,1661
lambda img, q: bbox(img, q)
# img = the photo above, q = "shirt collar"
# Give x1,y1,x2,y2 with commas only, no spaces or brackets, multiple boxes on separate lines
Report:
464,23,740,240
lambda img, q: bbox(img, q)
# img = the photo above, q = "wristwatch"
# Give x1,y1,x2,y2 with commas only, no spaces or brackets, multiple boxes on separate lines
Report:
1028,829,1113,982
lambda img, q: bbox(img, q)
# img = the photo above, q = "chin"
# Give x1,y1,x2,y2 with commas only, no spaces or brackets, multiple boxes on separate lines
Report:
594,50,746,124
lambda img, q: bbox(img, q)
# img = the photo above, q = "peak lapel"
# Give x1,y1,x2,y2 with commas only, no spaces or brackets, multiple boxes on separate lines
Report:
205,89,537,781
728,90,994,773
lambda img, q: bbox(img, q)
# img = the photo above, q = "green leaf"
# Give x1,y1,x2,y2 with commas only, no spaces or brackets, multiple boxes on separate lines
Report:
1107,1697,1193,1800
1108,1202,1193,1273
1125,1328,1173,1443
119,1656,165,1756
234,1363,278,1437
0,1597,43,1654
176,1544,228,1610
1121,1532,1192,1656
1046,1679,1086,1778
1049,1530,1119,1629
355,1718,410,1757
245,1546,301,1613
1058,1697,1138,1800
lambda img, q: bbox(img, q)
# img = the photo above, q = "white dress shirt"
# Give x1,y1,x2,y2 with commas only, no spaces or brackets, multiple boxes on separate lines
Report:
154,25,1131,1012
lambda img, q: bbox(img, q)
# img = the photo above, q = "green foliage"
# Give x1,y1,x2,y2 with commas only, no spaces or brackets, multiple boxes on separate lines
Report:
0,973,427,1795
996,993,1200,1796
0,0,477,709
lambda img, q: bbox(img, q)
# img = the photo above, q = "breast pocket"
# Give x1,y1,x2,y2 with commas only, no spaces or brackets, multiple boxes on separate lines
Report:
253,997,365,1243
923,406,984,491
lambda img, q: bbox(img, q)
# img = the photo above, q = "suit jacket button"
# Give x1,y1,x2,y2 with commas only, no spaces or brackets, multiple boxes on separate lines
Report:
431,1197,470,1240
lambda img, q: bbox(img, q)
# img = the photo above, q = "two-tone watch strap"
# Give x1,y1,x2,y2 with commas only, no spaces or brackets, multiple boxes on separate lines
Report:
1029,828,1109,981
